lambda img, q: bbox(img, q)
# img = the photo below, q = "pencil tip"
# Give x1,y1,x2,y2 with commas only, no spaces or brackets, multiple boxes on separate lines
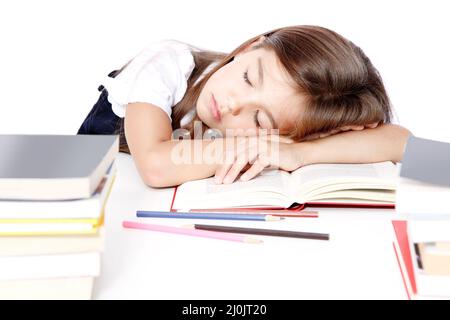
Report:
181,224,194,229
245,238,263,244
266,215,282,221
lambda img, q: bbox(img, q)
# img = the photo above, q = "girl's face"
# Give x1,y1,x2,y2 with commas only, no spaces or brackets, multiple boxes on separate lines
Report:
196,46,305,136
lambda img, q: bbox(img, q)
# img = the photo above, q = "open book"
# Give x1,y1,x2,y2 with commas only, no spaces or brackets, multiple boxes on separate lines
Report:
171,161,397,212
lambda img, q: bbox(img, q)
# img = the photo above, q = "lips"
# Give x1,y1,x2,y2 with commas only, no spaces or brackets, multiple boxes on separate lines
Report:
209,94,221,122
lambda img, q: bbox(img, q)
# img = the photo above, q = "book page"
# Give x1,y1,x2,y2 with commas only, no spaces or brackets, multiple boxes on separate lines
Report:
288,161,397,202
305,189,396,202
173,169,291,210
205,169,289,194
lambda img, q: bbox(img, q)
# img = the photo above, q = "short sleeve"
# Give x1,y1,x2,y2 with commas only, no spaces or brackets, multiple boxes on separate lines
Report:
102,40,195,121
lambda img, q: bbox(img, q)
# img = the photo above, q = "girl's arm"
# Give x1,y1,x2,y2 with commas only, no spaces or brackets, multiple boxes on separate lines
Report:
125,102,223,188
297,124,412,166
213,125,412,184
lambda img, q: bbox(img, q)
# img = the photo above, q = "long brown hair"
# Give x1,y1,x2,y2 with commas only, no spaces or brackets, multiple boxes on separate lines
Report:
116,25,392,153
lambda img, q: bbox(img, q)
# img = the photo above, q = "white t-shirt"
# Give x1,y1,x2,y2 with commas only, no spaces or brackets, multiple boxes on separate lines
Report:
102,40,215,124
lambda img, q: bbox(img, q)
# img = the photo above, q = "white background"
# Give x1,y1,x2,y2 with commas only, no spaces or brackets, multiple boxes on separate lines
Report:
1,0,449,142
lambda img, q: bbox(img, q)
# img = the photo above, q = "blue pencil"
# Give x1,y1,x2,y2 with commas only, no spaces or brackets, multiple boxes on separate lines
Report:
136,211,281,221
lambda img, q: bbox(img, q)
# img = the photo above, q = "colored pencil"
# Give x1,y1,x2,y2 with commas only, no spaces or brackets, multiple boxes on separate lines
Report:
191,224,330,241
122,221,262,244
136,210,281,221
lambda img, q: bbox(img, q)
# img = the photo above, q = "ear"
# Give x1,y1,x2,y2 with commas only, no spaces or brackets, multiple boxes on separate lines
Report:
235,36,266,59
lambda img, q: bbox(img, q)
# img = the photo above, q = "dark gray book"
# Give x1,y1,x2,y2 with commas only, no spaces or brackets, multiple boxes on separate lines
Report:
0,134,119,200
400,136,450,187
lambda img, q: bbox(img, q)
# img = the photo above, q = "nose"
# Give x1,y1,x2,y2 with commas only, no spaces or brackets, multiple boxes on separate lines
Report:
222,97,244,116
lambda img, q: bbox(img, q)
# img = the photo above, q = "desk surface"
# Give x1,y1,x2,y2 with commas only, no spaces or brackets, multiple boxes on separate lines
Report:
93,153,407,299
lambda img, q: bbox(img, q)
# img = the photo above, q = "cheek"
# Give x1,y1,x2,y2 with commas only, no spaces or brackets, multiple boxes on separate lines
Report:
208,65,237,91
221,116,254,132
195,90,211,126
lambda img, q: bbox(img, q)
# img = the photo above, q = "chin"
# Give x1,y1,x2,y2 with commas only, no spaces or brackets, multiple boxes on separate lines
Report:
209,125,223,132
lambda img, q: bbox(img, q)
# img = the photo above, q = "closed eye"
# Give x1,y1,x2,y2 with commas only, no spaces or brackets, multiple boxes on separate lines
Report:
243,71,252,86
254,110,261,128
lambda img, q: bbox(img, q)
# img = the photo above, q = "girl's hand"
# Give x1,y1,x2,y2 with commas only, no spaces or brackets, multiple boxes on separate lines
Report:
214,135,301,184
300,122,379,141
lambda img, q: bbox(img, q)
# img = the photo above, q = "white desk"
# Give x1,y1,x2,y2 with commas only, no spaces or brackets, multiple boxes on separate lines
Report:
93,153,407,299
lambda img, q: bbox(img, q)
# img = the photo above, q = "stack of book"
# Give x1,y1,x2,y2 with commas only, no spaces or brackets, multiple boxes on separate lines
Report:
0,134,118,299
394,136,450,299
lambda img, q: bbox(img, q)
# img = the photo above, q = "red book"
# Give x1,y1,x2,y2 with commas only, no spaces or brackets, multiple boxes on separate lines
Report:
392,220,450,299
392,220,416,299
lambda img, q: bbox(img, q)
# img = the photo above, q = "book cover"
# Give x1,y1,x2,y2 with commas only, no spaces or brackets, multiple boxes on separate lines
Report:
392,220,416,299
399,136,450,188
396,136,450,216
0,134,118,200
0,162,117,219
417,242,450,276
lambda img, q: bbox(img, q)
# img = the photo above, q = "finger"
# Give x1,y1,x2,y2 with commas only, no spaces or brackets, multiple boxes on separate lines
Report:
301,133,320,141
246,143,260,165
242,163,252,172
318,132,331,138
215,137,249,184
223,153,250,184
278,136,295,144
329,129,340,135
239,156,270,182
214,150,236,184
258,153,274,169
339,125,364,132
366,122,379,128
214,163,234,184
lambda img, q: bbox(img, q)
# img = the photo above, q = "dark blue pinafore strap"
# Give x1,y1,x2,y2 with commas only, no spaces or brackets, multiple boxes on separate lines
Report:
77,70,121,135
